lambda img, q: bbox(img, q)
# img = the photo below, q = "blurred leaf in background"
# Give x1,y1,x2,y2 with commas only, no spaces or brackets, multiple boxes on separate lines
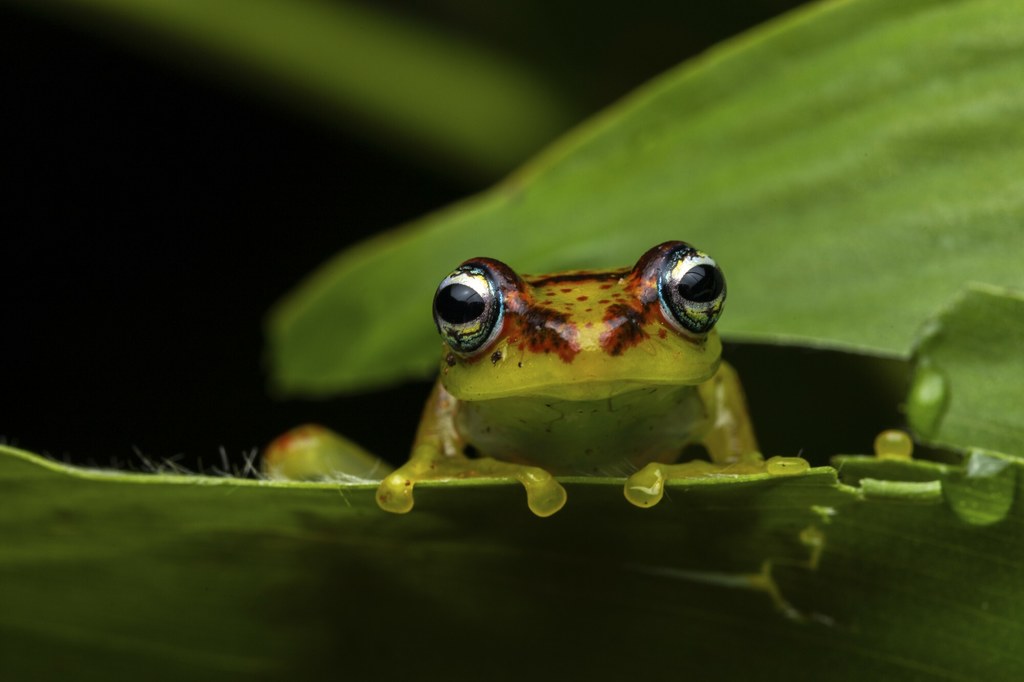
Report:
21,0,575,179
12,0,808,181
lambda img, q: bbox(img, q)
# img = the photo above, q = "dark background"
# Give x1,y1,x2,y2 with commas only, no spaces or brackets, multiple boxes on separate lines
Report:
3,1,898,474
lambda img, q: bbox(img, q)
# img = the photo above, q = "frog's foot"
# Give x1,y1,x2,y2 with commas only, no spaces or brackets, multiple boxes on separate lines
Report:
263,424,393,481
376,449,567,518
624,454,809,508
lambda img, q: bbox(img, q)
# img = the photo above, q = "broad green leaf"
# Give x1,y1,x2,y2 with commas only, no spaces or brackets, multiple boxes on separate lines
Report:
12,0,576,175
908,284,1024,457
268,0,1024,396
4,445,1023,680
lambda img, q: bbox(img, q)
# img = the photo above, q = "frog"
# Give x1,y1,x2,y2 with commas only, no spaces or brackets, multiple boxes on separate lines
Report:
375,241,804,517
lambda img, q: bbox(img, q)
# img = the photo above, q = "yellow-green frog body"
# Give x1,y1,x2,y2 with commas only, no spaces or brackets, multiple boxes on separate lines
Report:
377,241,770,517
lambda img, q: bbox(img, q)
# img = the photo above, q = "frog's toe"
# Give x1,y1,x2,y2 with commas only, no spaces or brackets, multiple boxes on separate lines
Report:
624,463,667,508
517,468,567,517
624,459,725,508
376,472,416,514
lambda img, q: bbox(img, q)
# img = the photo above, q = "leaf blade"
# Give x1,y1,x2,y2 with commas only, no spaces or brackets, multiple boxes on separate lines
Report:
268,0,1024,394
909,284,1024,457
4,445,1024,680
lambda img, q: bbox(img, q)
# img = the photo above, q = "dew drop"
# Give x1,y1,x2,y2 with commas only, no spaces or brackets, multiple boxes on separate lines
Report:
945,450,1016,526
873,429,913,460
907,361,949,438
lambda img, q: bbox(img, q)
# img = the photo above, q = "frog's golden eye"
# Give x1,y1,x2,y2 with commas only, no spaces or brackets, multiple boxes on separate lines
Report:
433,263,504,355
657,244,726,335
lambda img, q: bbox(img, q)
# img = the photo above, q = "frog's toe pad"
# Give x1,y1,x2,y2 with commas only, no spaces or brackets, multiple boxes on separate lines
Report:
519,469,567,517
376,473,416,514
624,463,670,508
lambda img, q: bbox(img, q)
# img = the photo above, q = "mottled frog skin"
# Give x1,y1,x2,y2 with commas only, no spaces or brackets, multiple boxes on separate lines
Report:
376,241,788,517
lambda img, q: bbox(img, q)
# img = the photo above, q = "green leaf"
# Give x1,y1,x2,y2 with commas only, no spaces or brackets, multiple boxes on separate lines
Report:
268,0,1024,396
4,444,1024,680
13,0,576,175
908,284,1024,457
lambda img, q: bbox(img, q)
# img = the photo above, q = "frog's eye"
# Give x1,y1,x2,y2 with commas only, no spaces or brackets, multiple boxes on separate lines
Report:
433,264,504,355
657,245,726,335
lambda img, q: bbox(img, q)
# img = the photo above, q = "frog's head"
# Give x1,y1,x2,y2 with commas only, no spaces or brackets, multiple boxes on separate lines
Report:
432,241,727,401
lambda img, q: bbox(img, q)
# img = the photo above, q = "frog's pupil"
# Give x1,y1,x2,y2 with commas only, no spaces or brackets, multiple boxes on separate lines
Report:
677,264,722,303
437,283,485,323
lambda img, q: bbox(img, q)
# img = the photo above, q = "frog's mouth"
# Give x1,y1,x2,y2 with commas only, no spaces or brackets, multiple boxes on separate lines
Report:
444,329,723,401
447,362,721,402
497,378,704,401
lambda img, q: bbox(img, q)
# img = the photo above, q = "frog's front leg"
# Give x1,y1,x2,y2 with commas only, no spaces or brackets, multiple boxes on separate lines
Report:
376,381,567,517
625,362,804,508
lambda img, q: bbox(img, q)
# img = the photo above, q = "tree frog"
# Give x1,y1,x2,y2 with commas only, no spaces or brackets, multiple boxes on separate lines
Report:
376,241,805,517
